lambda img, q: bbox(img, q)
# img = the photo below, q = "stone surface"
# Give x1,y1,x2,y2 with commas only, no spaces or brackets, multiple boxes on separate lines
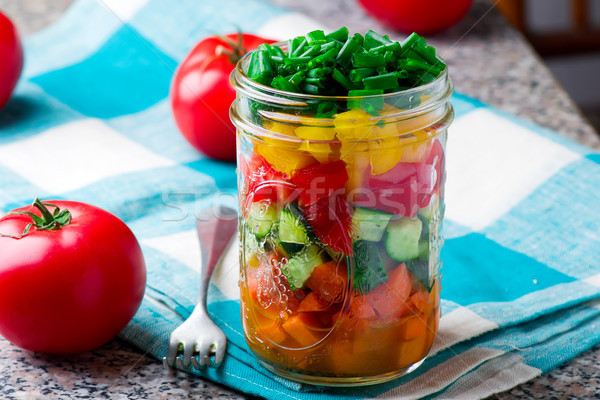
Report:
0,0,599,399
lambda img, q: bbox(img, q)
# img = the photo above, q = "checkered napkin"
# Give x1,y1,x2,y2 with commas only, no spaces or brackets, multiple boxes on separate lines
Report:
2,0,600,398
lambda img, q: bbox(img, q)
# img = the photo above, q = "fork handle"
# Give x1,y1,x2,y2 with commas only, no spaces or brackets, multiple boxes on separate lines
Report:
196,206,237,305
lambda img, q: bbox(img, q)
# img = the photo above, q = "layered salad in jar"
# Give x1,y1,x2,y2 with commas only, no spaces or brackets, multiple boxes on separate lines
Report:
231,27,452,385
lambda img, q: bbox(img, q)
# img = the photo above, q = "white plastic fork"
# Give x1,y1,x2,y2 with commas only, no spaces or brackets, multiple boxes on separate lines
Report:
163,206,237,370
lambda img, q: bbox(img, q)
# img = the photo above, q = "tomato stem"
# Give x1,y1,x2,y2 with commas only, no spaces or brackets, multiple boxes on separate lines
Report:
33,198,57,225
216,33,248,65
0,198,72,239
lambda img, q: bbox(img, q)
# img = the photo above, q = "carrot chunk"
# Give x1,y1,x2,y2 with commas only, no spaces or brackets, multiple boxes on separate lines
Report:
305,261,348,303
259,320,288,344
366,263,411,319
298,292,330,312
282,315,321,347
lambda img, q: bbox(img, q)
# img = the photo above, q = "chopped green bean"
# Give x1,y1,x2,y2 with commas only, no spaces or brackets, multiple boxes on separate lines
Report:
336,36,362,66
287,36,303,56
368,41,401,55
300,83,321,94
316,101,338,118
300,44,322,58
397,58,443,76
352,53,385,68
376,66,388,75
308,46,339,69
306,67,329,78
412,43,442,69
248,50,274,85
245,28,446,98
271,75,300,93
271,45,286,58
305,77,327,88
332,68,356,91
363,72,400,91
350,67,377,82
401,32,426,51
383,51,395,63
364,30,392,49
320,41,340,53
284,56,312,66
348,89,384,111
288,70,306,86
326,26,349,42
306,30,327,45
291,38,307,57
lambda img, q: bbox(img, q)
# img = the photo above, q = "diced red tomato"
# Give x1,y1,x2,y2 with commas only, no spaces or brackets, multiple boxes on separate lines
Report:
417,138,444,208
349,139,444,217
241,154,298,209
292,160,348,206
359,162,419,217
301,195,353,255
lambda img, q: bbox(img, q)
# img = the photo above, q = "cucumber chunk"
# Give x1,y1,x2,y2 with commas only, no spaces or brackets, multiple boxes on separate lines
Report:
352,207,393,242
279,204,310,244
385,217,423,261
280,241,304,256
283,245,325,289
247,202,279,238
407,239,432,291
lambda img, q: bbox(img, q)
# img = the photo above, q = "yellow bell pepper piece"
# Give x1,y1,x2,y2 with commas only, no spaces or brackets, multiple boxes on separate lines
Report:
334,109,373,141
400,137,431,163
298,141,331,163
369,137,403,175
295,126,336,140
413,129,433,142
340,140,369,193
255,143,315,177
294,126,336,162
263,120,297,138
257,120,315,176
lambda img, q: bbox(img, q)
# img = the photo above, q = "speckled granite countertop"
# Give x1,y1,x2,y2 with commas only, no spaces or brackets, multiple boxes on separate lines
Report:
1,0,599,399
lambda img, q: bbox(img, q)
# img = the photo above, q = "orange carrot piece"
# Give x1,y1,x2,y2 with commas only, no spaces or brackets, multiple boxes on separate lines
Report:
305,261,348,303
350,294,377,319
282,315,321,347
399,334,428,367
366,263,411,319
298,292,330,312
402,316,428,340
260,320,288,344
315,310,333,328
298,311,326,330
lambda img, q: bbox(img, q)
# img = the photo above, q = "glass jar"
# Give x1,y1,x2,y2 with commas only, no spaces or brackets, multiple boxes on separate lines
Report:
230,46,453,386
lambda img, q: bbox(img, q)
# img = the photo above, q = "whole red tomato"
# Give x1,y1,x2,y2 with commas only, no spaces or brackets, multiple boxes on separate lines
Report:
357,0,474,34
0,199,146,354
171,33,275,162
0,11,23,110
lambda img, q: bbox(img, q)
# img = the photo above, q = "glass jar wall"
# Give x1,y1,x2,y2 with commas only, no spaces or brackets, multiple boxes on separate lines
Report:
230,47,453,386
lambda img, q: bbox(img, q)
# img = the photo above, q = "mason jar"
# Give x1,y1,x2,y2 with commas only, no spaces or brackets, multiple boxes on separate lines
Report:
230,45,453,386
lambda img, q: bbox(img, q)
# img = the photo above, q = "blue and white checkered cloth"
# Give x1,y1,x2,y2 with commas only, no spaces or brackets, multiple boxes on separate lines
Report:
2,0,600,398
